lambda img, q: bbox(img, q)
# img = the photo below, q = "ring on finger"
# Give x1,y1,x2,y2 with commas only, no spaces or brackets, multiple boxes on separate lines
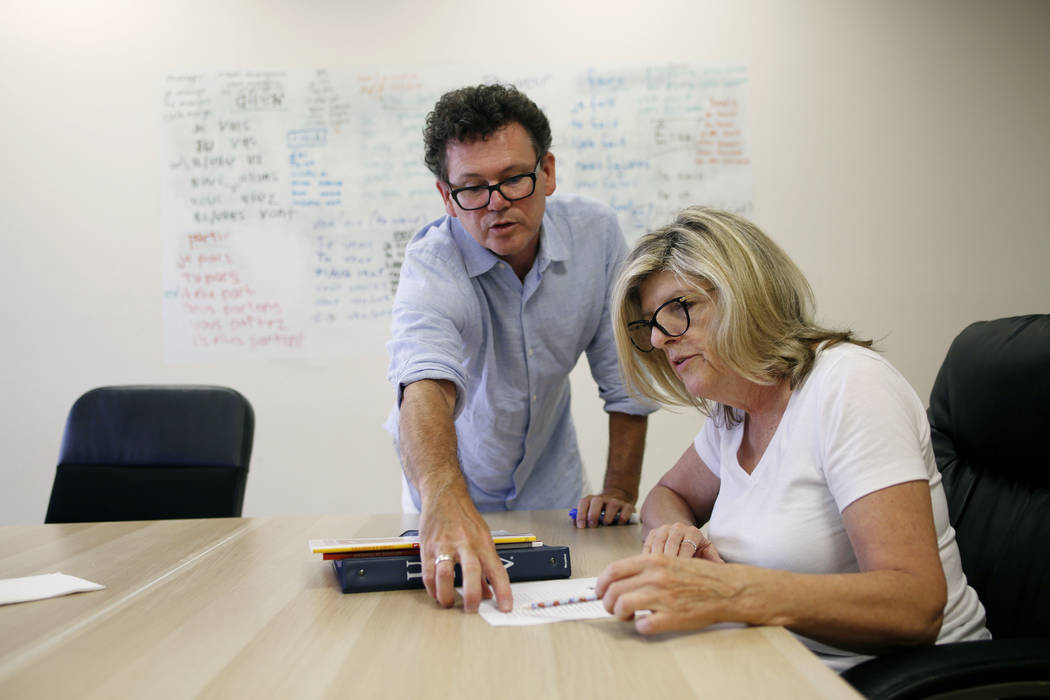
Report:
434,553,455,567
681,539,699,550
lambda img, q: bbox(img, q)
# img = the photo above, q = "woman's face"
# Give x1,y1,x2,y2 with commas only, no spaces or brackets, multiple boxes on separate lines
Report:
636,270,733,401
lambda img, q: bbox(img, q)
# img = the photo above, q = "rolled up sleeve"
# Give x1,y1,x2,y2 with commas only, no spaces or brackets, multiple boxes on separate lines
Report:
386,243,474,419
584,214,657,417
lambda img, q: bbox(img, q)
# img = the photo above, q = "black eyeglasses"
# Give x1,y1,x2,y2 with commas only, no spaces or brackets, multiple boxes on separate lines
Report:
446,159,541,211
627,297,694,352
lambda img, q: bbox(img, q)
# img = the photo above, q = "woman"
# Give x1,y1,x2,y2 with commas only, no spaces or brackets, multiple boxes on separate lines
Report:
596,207,988,671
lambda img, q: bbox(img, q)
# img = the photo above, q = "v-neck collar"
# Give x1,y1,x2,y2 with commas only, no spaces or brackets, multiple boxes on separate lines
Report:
728,387,796,482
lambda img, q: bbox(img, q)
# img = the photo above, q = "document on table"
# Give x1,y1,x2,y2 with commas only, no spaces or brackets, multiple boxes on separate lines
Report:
0,572,105,605
460,576,613,627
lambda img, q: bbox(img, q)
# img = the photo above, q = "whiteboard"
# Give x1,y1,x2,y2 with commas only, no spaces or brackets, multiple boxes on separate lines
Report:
160,64,751,360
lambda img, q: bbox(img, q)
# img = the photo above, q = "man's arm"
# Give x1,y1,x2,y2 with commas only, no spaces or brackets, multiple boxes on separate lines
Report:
398,378,513,613
575,412,647,527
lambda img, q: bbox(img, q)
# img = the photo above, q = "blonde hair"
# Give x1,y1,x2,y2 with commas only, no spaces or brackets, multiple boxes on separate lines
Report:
613,207,871,424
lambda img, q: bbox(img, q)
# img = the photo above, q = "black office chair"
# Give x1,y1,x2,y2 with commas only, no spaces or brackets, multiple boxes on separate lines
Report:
842,315,1050,698
45,385,254,523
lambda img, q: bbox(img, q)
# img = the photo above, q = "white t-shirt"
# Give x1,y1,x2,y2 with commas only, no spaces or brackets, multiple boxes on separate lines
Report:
693,343,989,671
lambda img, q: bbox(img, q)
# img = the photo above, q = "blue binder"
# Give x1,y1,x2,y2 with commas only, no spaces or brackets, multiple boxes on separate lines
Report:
332,544,571,593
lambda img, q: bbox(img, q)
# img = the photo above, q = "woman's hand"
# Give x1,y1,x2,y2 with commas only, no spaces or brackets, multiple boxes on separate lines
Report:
643,522,724,562
596,554,743,634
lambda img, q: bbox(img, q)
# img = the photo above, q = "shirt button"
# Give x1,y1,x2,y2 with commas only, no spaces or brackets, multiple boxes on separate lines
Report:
532,394,537,402
527,347,534,356
498,262,506,269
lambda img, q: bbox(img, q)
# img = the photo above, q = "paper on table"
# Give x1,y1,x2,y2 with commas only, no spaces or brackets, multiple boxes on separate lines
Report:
460,576,612,627
0,573,105,606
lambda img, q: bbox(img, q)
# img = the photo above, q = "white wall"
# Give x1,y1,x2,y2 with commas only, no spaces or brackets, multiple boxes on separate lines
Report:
2,0,1048,525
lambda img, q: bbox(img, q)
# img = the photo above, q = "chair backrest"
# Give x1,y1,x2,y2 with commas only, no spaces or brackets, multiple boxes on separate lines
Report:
928,315,1050,638
45,385,254,523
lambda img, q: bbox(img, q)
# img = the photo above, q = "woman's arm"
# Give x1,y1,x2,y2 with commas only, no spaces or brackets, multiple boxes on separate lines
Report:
639,445,723,559
641,444,720,532
598,479,946,653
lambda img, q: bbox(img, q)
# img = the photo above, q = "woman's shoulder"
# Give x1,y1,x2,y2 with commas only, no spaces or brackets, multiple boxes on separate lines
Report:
805,341,920,408
811,341,890,378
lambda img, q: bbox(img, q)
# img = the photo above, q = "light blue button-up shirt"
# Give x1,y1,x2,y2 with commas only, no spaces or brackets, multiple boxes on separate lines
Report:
385,193,653,511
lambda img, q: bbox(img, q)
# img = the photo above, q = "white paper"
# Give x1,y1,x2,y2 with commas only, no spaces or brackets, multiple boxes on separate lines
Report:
0,573,105,606
460,576,612,627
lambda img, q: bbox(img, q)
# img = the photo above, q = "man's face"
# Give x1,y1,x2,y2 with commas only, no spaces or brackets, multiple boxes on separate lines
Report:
436,121,556,274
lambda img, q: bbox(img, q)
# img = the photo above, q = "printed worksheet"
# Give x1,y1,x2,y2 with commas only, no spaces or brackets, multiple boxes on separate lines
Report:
459,576,612,627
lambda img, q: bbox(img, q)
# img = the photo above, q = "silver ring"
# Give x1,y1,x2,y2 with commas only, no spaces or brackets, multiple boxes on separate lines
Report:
682,539,699,550
434,553,455,567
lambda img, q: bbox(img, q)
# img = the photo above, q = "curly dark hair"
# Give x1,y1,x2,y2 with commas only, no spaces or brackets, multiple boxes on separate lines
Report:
423,83,552,181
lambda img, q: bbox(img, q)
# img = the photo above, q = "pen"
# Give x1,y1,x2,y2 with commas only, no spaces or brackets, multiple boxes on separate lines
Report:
530,593,599,609
568,508,638,525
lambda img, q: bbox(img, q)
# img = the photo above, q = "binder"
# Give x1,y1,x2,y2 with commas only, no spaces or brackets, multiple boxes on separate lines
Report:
332,544,571,594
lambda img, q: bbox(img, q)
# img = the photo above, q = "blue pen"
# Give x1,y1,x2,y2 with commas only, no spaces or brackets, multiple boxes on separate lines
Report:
568,508,636,525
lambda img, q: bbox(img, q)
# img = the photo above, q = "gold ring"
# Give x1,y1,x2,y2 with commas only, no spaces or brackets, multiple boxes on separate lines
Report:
682,539,699,550
434,553,455,567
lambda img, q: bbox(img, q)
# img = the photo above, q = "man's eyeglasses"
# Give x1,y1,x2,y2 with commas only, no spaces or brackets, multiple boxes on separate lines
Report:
627,297,694,352
447,159,541,211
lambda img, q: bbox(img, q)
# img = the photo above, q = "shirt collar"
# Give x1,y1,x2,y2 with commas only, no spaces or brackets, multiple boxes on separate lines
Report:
450,207,570,279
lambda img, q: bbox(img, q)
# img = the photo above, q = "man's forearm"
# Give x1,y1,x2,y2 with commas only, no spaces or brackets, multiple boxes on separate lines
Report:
398,379,468,502
601,412,648,502
398,378,512,611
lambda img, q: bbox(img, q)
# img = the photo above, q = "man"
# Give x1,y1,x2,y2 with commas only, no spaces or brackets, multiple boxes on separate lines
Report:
385,84,653,613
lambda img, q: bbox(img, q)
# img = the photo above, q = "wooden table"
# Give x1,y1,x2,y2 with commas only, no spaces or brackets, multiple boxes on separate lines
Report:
0,511,860,698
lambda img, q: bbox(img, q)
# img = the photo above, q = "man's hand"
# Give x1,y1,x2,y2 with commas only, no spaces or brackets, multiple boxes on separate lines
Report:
418,490,513,613
575,488,635,528
576,412,646,528
399,379,512,613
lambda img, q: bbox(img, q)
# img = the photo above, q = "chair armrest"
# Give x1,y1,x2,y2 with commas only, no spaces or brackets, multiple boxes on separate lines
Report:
841,638,1050,700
